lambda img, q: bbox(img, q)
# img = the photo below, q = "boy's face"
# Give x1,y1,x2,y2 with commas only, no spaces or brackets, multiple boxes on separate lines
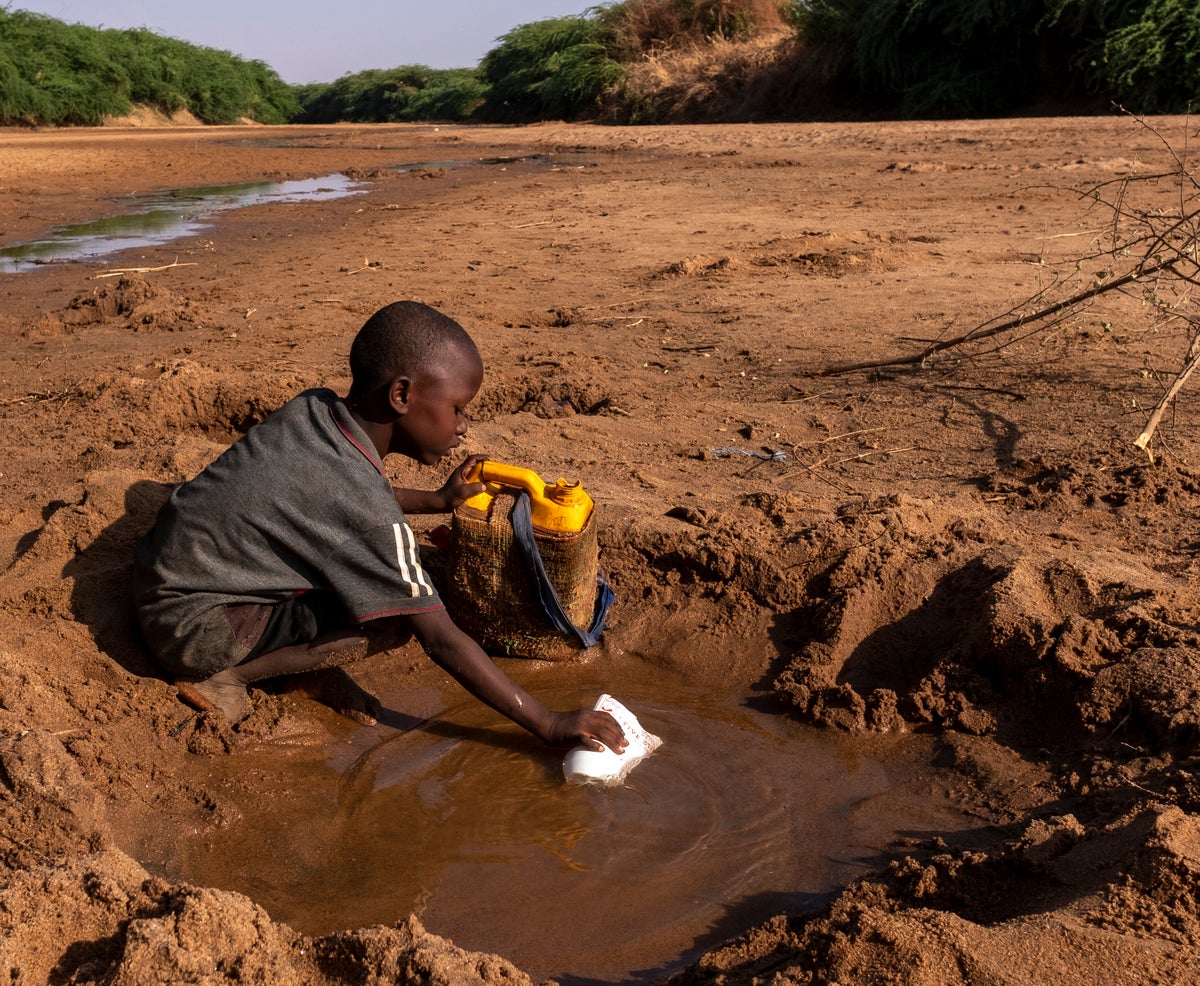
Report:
390,350,483,465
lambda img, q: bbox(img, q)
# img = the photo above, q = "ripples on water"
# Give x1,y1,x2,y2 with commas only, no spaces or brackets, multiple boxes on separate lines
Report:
148,662,968,985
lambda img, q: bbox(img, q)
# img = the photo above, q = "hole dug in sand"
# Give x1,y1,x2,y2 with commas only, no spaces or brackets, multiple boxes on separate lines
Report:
5,476,1200,984
131,662,972,985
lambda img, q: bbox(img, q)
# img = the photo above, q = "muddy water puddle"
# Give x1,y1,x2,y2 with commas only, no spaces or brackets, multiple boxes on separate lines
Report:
139,660,971,984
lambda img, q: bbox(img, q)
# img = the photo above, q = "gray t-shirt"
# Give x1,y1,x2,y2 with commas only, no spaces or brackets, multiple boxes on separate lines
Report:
134,388,442,671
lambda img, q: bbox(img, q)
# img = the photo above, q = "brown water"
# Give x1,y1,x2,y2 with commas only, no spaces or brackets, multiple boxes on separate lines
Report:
145,660,970,985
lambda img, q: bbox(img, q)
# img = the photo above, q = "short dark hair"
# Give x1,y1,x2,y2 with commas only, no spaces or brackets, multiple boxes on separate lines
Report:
349,301,477,399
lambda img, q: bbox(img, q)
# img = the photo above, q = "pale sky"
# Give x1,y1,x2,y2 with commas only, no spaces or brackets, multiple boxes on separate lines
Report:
11,1,593,84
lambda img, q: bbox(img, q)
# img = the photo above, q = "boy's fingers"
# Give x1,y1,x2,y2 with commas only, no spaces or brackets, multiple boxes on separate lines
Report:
588,711,627,753
458,453,486,478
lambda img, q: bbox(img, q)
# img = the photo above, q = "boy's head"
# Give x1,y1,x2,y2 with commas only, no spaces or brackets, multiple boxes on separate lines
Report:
348,301,484,465
349,301,478,399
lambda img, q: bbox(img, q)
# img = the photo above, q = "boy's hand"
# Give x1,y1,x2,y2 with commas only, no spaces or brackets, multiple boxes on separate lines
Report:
543,709,628,753
396,455,487,514
436,454,487,511
408,609,628,753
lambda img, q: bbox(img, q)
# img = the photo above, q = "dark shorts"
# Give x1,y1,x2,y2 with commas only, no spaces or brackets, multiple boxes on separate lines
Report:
147,590,353,679
229,591,352,663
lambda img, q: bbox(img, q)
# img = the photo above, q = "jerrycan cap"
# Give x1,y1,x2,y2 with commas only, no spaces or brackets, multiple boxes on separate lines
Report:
548,477,588,505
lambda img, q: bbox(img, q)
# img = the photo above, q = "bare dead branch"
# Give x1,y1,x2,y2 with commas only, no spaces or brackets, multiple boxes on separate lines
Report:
814,255,1180,377
1135,332,1200,454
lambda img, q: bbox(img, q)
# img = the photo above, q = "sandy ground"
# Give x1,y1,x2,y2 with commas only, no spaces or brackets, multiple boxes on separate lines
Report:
3,117,1200,984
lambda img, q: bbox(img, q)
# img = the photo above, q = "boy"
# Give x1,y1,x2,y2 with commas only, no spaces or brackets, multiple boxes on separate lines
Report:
133,300,625,755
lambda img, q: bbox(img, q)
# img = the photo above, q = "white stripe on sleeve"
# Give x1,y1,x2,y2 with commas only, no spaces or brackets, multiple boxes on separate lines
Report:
392,521,434,597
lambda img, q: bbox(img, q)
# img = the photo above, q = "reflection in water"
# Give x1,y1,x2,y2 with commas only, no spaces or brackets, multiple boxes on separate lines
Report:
0,174,366,273
145,662,970,985
336,695,822,984
1,154,569,274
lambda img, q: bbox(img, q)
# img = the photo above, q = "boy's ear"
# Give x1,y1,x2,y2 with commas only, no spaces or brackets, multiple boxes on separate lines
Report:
387,376,412,415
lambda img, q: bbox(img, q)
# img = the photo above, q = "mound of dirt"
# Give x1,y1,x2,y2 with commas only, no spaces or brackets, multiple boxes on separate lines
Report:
669,806,1200,985
26,274,212,335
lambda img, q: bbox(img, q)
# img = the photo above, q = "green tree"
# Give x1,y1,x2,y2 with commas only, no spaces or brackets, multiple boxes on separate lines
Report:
1097,0,1200,111
790,0,1047,116
293,65,486,123
0,8,297,126
478,16,625,121
791,0,1200,116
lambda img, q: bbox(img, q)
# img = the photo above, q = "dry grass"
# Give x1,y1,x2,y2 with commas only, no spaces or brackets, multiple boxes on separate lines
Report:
608,0,790,58
604,30,805,123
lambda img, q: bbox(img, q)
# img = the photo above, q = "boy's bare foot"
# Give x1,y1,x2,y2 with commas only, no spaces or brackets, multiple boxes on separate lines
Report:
175,672,253,723
275,667,382,726
173,636,373,726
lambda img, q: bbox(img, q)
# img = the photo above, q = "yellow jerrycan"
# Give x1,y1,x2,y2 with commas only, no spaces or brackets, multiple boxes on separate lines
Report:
443,460,613,661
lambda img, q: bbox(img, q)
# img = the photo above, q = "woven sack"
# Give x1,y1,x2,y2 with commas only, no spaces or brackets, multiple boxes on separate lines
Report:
445,492,600,661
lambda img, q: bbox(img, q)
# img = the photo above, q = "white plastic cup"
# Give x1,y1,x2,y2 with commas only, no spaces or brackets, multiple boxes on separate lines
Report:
563,694,662,787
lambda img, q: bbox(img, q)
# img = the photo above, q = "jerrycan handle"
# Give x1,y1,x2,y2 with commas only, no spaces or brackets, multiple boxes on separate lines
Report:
467,460,542,493
465,459,593,532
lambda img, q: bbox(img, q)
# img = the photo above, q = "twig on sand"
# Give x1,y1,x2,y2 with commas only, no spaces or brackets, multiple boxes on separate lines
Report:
817,114,1200,455
789,457,856,494
576,300,649,311
828,445,918,466
91,259,197,279
798,426,890,447
588,315,645,325
780,390,834,404
342,259,383,274
0,386,79,406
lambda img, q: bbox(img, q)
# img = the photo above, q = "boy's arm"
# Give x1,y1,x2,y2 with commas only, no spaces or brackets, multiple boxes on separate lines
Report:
405,608,627,752
393,454,486,514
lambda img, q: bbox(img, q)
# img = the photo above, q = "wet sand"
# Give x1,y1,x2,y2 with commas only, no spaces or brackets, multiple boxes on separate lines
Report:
2,119,1200,984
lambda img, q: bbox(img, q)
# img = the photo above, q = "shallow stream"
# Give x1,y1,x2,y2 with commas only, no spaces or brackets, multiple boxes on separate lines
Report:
138,658,971,985
0,174,369,273
0,155,554,273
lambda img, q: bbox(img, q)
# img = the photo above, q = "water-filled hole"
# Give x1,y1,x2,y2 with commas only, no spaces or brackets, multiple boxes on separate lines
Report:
133,658,971,985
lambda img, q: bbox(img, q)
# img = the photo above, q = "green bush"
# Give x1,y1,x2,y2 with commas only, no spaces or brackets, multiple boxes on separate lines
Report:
1095,0,1200,112
0,8,297,126
789,0,1048,116
790,0,1200,117
402,68,488,120
478,16,625,121
293,66,487,123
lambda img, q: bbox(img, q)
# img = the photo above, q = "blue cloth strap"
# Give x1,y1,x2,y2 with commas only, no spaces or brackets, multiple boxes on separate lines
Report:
509,492,614,648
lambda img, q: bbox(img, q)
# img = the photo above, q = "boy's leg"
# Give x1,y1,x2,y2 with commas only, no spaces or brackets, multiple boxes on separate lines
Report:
176,632,370,723
176,593,375,724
